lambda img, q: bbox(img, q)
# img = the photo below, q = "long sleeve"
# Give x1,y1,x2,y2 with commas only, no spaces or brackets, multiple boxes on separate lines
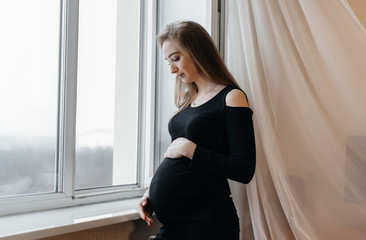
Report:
190,106,256,184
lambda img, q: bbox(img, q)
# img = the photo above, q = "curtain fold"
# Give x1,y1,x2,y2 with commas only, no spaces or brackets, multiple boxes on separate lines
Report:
226,0,366,239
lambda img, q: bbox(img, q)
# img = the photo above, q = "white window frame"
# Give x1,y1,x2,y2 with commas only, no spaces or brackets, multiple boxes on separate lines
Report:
0,0,154,217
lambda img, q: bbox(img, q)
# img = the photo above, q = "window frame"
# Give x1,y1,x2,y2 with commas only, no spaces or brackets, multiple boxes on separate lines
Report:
0,0,152,217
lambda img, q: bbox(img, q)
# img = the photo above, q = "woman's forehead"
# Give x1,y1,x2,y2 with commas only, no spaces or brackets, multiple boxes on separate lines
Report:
162,39,181,58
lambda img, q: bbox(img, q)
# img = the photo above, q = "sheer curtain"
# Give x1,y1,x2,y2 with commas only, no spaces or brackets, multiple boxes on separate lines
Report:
226,0,366,239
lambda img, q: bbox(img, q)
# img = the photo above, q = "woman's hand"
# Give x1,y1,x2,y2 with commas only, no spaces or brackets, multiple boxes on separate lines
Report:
138,191,154,226
163,137,197,159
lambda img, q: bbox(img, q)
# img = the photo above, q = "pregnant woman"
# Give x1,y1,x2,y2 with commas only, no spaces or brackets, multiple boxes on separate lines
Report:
138,21,256,240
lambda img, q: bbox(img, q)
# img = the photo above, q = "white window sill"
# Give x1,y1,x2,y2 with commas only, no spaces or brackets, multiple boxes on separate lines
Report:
0,198,141,240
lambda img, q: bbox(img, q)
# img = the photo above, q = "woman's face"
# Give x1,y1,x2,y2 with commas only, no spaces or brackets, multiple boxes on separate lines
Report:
162,39,201,84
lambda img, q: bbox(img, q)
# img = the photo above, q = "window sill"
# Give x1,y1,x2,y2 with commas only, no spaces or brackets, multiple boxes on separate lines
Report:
0,198,141,240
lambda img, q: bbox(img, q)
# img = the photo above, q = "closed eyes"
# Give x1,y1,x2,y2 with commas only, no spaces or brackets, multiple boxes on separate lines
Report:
167,55,181,65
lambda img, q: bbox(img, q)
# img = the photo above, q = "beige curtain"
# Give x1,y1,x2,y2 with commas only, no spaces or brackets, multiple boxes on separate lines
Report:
226,0,366,239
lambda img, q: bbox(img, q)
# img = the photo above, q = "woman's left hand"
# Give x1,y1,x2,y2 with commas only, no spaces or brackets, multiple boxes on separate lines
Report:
163,137,196,159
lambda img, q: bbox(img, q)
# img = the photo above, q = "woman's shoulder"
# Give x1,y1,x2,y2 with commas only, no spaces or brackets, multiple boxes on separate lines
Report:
225,87,249,107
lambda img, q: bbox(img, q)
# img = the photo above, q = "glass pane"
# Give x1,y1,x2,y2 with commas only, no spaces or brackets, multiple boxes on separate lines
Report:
0,0,60,197
76,0,140,189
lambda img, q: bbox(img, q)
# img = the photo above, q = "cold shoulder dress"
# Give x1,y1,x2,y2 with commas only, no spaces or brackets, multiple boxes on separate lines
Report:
149,85,256,240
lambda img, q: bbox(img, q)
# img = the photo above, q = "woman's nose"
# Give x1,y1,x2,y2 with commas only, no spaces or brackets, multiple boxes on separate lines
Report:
170,64,178,74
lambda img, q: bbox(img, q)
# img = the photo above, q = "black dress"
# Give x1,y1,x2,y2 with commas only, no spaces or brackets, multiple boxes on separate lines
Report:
149,85,256,240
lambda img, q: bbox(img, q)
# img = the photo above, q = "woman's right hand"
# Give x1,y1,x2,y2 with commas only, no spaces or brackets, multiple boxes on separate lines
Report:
138,192,154,226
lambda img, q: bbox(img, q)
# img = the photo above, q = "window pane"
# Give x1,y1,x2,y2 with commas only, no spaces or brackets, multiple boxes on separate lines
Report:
76,0,140,189
0,1,60,197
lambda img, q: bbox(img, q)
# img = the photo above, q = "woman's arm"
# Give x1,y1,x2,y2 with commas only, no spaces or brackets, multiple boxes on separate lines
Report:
190,107,256,183
190,89,255,184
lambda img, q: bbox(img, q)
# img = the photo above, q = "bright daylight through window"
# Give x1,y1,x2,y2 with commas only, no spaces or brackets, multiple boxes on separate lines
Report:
0,0,144,214
76,0,140,190
0,0,60,197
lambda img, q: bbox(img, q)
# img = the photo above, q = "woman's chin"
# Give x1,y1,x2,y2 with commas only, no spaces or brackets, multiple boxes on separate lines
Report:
180,78,192,84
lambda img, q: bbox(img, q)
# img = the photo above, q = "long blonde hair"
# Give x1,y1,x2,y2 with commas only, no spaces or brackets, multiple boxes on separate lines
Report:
157,21,240,110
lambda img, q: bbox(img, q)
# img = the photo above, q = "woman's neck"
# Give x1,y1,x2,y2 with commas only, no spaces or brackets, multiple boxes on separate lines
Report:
194,77,217,93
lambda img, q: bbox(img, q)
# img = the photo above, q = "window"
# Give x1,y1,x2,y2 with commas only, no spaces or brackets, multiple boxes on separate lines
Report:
0,0,60,198
0,0,149,216
75,0,140,189
0,0,219,217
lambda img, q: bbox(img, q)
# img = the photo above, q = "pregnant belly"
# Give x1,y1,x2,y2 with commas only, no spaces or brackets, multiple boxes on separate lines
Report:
149,157,211,224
